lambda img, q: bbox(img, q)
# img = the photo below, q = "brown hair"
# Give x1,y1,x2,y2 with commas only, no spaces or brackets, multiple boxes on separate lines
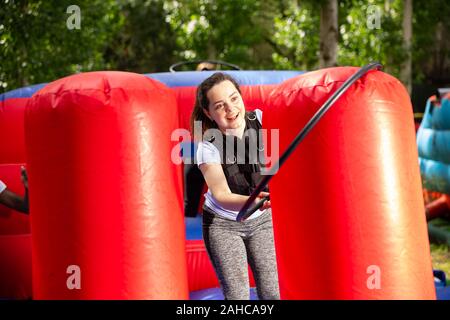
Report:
190,72,242,136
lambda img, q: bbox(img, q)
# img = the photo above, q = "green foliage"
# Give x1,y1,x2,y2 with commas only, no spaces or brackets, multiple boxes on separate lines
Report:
105,0,178,73
412,0,450,84
0,0,449,92
164,0,273,70
0,0,122,93
337,0,405,78
271,1,320,70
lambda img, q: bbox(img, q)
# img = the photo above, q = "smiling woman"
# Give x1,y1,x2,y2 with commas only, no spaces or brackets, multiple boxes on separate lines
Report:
204,80,246,137
191,73,244,134
190,72,279,300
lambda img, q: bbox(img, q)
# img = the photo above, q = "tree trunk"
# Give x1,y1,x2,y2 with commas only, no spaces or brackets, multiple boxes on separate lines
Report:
400,0,413,94
319,0,338,68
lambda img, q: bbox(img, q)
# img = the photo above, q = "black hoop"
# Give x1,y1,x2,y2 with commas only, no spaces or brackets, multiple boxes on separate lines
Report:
169,60,241,73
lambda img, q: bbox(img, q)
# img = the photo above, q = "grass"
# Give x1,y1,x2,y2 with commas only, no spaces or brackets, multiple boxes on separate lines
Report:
430,243,450,285
428,215,450,285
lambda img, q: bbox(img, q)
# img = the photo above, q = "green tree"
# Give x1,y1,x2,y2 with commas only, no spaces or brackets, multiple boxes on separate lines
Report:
269,0,321,70
337,0,405,78
1,0,448,93
164,0,275,70
412,0,450,85
319,0,338,68
0,0,122,93
104,0,179,73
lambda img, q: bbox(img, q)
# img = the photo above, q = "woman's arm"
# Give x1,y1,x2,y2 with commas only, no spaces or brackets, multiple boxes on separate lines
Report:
0,188,29,214
199,163,270,212
0,167,29,214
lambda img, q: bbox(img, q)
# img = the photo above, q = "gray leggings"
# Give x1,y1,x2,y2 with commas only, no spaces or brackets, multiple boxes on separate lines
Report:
202,208,280,300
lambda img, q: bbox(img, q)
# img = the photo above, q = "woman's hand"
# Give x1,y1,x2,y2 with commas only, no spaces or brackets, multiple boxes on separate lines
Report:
21,166,28,189
255,191,271,210
199,163,271,212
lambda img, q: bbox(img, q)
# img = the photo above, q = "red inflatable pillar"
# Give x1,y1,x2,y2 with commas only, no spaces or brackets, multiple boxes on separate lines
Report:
26,71,188,299
267,67,435,299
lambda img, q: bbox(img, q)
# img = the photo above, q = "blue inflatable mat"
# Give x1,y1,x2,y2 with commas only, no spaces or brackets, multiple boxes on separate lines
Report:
146,70,303,88
185,216,203,241
189,287,258,300
436,286,450,300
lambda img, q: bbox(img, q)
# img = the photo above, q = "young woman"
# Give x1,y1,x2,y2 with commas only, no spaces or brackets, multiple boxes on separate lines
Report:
190,72,280,300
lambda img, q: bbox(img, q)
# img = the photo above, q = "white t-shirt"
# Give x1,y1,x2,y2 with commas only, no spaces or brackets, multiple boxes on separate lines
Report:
196,109,266,221
0,180,6,194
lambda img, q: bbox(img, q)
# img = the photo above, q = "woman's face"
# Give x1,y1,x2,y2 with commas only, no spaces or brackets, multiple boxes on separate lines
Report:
204,80,246,132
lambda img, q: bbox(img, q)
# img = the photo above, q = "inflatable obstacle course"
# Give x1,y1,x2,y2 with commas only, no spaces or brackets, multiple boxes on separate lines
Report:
0,67,436,299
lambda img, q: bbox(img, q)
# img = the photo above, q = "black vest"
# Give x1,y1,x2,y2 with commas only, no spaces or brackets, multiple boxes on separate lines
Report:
205,111,268,196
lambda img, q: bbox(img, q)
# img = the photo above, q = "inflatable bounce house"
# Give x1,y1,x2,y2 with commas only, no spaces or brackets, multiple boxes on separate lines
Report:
417,90,450,220
0,63,440,299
